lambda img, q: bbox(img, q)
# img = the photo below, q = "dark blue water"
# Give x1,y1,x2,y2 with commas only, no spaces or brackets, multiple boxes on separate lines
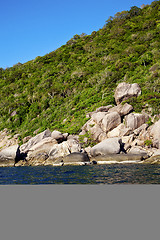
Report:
1,164,160,184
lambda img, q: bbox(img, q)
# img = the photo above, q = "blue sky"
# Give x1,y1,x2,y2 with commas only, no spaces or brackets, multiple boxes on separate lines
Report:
0,0,154,68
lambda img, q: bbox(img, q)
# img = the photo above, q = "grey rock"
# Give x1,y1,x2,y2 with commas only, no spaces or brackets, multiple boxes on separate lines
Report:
91,112,107,124
128,147,148,158
101,112,121,133
49,138,81,159
124,113,148,130
108,103,133,116
95,105,113,112
51,130,64,143
63,152,90,163
114,82,141,104
133,124,148,135
149,119,160,148
0,144,20,166
90,138,121,157
20,129,51,153
27,137,57,159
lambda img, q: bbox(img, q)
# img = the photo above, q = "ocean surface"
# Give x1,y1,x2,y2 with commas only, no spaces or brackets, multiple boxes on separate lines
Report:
1,164,160,184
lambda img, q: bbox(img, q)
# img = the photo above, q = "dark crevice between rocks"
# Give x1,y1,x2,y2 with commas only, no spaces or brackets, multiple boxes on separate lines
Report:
119,139,127,154
14,147,28,166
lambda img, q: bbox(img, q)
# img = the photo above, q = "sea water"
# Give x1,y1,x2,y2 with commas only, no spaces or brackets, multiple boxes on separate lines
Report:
1,164,160,184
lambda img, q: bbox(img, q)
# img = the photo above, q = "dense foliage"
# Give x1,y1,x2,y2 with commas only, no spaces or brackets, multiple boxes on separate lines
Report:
0,0,160,138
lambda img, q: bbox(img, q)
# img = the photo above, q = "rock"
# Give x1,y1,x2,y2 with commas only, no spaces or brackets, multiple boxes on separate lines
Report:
91,112,107,124
23,136,32,144
138,129,150,141
107,123,132,138
149,119,160,148
95,105,113,112
153,149,160,157
49,139,81,159
86,105,112,118
143,155,160,164
97,132,108,142
108,103,133,116
122,134,135,145
44,157,63,166
45,153,90,166
0,144,20,166
27,152,49,166
133,124,148,135
63,152,90,163
20,129,51,153
90,138,121,157
10,110,17,117
84,146,92,157
114,82,141,104
51,130,65,143
124,113,148,130
101,112,121,133
89,125,104,142
131,139,144,147
63,133,69,140
92,154,144,163
81,116,107,142
26,137,57,159
128,146,148,158
82,118,96,132
0,159,15,167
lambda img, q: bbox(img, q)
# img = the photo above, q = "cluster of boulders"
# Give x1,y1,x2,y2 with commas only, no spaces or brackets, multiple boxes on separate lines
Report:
0,82,160,167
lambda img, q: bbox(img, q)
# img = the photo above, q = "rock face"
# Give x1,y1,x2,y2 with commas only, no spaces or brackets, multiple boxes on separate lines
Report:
101,112,121,133
49,139,81,159
20,129,51,153
124,113,148,130
108,103,133,116
149,119,160,148
90,138,121,157
63,152,90,163
26,137,57,159
0,144,20,166
114,82,141,104
51,130,66,143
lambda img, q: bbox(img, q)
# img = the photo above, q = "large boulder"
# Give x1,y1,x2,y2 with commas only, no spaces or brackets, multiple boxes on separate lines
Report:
20,129,51,153
0,144,20,166
108,103,133,117
63,152,90,163
90,138,121,157
107,123,132,138
91,112,107,124
49,139,81,159
26,137,57,159
128,146,148,158
149,119,160,148
114,82,141,104
124,113,148,130
81,115,107,142
86,105,112,118
51,130,66,143
101,112,121,133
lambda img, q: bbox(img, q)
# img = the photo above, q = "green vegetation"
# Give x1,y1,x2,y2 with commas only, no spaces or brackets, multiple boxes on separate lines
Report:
144,139,153,147
0,1,160,138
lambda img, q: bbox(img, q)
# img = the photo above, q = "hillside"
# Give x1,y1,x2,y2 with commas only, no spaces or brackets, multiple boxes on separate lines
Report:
0,0,160,140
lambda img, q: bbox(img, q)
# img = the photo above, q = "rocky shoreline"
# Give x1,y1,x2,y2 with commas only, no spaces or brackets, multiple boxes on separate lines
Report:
0,82,160,167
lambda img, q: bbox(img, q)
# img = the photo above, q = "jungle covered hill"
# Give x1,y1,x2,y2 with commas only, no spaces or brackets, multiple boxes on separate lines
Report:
0,0,160,139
